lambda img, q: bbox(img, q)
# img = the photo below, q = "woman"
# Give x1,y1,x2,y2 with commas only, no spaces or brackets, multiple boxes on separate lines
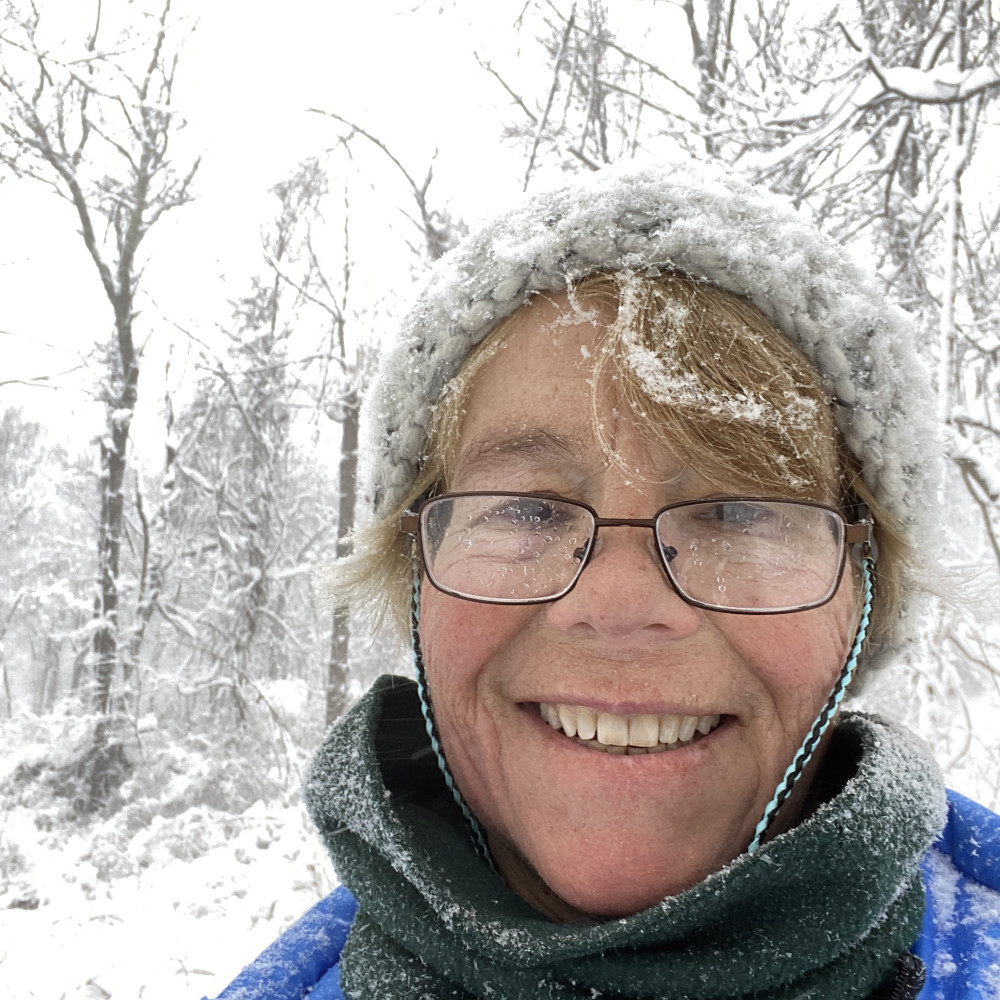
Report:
211,162,1000,999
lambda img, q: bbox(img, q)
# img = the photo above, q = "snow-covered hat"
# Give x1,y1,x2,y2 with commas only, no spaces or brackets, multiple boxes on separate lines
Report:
364,160,937,536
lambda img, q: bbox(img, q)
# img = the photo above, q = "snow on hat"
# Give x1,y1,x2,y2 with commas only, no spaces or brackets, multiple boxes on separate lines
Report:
360,158,939,661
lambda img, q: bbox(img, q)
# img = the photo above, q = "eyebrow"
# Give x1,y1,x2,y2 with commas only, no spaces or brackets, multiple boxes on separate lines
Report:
454,428,587,477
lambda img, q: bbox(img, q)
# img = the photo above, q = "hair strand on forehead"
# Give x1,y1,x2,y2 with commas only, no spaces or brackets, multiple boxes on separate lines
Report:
585,271,841,502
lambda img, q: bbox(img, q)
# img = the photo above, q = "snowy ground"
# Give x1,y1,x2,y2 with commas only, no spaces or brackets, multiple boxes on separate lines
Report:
0,798,337,1000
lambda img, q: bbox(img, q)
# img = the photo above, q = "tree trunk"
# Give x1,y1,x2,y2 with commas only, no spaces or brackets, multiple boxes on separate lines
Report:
34,635,61,714
326,389,359,726
87,318,139,811
1,646,10,719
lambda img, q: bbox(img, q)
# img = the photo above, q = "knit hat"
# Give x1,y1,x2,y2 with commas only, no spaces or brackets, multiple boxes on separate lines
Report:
360,159,939,663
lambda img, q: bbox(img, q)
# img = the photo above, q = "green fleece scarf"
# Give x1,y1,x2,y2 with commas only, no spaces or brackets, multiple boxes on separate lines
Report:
304,675,946,1000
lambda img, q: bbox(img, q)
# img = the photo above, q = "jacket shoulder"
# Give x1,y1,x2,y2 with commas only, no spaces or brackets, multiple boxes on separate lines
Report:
915,790,1000,999
206,884,358,1000
935,789,1000,892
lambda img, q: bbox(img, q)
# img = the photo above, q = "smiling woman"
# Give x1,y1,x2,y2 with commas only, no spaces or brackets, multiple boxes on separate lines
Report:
414,291,861,917
208,162,1000,1000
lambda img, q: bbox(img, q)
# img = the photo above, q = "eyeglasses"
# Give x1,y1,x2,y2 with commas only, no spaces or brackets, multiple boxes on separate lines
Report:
400,493,875,614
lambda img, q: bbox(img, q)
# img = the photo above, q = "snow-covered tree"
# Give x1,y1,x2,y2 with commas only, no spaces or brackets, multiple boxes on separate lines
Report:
308,119,468,724
155,167,345,730
0,409,92,717
0,0,198,811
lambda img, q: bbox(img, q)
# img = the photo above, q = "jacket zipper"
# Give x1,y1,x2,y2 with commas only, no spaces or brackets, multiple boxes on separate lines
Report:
887,953,926,1000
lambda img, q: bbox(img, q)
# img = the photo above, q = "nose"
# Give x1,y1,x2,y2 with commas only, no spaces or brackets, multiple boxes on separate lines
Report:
544,524,701,641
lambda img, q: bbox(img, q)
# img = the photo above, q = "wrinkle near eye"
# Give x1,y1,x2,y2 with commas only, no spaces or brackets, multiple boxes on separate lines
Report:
451,430,598,497
454,429,588,480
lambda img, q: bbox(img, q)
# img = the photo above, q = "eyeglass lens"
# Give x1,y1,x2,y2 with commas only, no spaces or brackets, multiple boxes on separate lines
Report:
419,494,845,612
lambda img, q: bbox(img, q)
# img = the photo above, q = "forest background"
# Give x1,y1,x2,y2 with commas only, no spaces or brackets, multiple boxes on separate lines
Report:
1,1,999,997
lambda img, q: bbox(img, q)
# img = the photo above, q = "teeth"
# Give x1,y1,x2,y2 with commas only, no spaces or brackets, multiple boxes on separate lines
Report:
539,703,722,753
597,712,629,746
659,714,681,744
557,704,578,738
576,707,597,741
697,714,720,735
628,714,660,747
678,715,698,743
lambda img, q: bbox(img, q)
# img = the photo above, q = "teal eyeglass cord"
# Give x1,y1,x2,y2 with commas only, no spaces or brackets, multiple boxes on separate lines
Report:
747,555,876,853
410,566,497,872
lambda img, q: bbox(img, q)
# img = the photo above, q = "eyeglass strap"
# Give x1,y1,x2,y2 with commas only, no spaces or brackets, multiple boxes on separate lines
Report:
410,564,497,873
746,555,875,853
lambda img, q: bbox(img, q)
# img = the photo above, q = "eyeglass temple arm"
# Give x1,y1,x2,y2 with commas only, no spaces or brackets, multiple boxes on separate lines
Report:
846,510,878,566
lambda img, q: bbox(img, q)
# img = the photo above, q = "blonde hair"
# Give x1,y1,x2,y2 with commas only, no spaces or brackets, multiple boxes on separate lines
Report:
331,271,909,653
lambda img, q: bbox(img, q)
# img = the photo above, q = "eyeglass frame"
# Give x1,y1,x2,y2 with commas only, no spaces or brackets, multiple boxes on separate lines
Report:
399,492,877,615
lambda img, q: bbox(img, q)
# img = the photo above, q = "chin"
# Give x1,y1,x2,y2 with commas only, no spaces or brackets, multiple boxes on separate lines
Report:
522,829,731,918
566,878,682,918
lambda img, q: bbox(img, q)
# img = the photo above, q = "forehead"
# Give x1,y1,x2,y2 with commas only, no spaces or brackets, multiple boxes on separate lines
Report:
441,278,841,504
449,292,698,492
456,294,609,444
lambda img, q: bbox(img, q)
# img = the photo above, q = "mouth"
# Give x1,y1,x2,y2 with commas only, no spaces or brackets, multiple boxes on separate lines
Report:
537,702,723,755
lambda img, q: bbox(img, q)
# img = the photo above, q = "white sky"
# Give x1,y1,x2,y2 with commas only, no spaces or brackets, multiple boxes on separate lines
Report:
0,0,567,448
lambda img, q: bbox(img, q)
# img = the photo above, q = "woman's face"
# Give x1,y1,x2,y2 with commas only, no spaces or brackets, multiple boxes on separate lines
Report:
419,294,856,917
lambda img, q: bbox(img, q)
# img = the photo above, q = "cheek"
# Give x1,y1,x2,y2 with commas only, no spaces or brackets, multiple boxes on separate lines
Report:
417,585,536,835
418,583,533,712
721,585,856,708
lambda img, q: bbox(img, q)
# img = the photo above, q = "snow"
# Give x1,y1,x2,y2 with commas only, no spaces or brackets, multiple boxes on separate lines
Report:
874,60,1000,103
949,430,1000,501
921,845,1000,998
369,161,937,517
0,800,337,999
966,888,1000,997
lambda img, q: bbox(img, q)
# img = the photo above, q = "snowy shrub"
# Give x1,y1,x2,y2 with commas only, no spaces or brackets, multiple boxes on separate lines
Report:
87,834,136,881
0,829,26,881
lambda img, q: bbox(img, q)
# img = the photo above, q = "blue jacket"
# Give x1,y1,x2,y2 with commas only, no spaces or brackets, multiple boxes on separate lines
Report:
914,790,1000,998
208,790,1000,1000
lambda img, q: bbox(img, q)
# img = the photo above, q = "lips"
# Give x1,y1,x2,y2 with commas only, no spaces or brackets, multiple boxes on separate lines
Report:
538,702,723,755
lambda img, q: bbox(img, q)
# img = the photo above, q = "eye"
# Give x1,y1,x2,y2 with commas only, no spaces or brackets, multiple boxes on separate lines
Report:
700,501,769,526
500,496,564,525
686,501,789,541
